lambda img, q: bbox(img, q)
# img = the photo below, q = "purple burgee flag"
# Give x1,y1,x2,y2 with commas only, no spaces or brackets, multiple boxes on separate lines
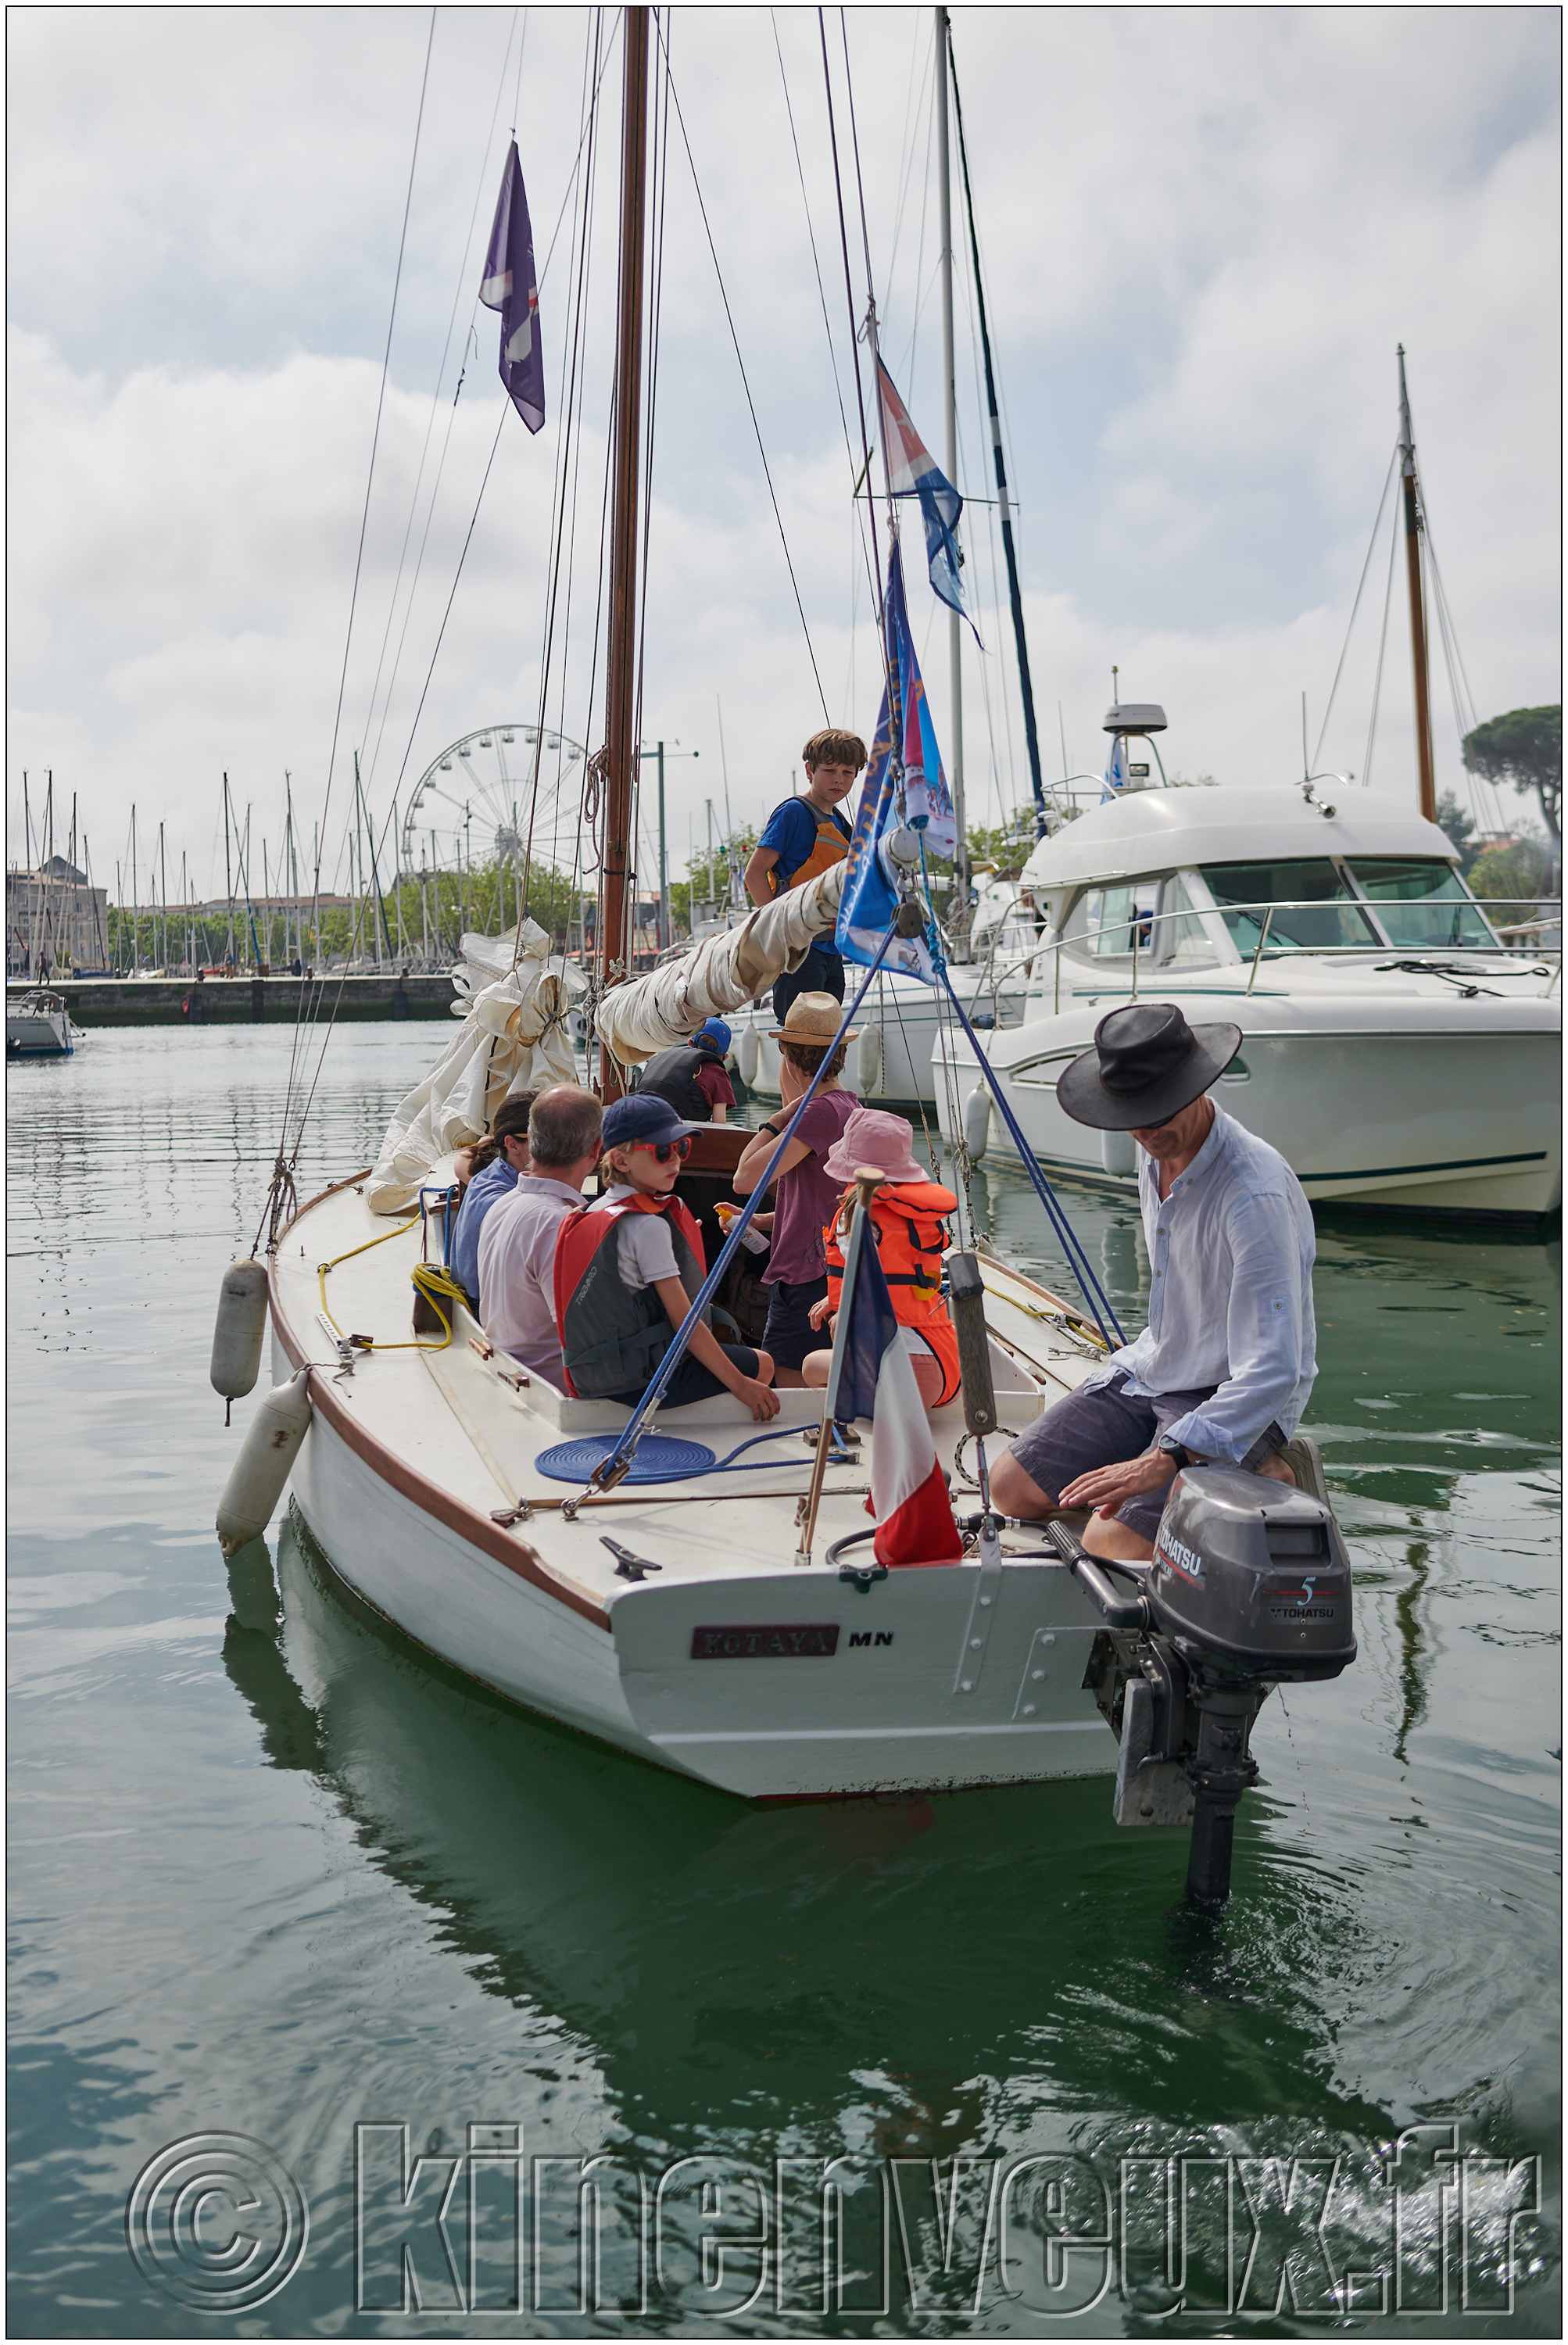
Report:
480,141,545,432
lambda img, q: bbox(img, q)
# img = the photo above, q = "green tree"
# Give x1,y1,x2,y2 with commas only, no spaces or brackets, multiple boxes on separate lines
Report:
1469,836,1550,925
1462,705,1561,842
1434,789,1479,875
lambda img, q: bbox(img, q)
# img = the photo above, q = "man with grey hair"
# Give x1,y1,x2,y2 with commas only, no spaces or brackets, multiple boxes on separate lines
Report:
478,1085,603,1386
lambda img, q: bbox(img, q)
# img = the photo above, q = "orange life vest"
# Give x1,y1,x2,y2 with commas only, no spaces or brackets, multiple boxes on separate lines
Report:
553,1191,707,1399
766,804,852,895
823,1180,961,1405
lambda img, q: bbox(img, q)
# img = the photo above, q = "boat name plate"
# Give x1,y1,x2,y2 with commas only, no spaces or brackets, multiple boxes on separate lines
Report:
691,1624,841,1660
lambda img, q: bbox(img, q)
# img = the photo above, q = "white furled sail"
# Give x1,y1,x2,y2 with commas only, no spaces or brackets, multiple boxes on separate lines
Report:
366,920,585,1212
595,861,845,1062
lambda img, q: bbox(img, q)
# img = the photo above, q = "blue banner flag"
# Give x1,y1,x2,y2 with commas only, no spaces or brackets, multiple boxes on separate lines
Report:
481,141,545,432
1101,731,1129,803
876,359,980,643
836,542,957,985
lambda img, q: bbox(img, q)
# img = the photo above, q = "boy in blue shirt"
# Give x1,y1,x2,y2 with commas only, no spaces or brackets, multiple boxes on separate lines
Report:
743,727,866,1023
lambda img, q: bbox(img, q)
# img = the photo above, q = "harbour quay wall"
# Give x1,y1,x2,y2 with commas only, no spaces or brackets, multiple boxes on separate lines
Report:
10,973,459,1026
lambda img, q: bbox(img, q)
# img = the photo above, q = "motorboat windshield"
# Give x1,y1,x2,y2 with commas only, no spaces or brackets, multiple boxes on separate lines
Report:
1344,857,1497,950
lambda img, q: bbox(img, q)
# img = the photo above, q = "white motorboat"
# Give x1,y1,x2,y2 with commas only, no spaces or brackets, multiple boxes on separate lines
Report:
6,988,79,1059
935,775,1561,1221
726,953,1031,1109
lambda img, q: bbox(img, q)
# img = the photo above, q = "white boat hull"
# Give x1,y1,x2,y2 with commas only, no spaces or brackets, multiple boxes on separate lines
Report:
267,1180,1121,1799
7,1004,75,1058
939,990,1562,1219
730,967,1026,1107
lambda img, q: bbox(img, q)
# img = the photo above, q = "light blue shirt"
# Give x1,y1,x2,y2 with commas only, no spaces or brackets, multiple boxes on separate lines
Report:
451,1156,519,1299
1083,1104,1316,1465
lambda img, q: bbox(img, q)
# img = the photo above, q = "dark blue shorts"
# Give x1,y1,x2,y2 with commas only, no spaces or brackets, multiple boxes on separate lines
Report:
607,1343,760,1412
1008,1369,1286,1544
771,947,845,1026
761,1276,829,1372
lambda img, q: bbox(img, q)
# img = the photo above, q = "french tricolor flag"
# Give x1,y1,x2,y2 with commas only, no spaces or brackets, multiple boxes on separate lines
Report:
825,1206,964,1569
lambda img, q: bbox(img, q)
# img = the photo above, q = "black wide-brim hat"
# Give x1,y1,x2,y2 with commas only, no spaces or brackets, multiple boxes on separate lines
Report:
1055,1002,1243,1132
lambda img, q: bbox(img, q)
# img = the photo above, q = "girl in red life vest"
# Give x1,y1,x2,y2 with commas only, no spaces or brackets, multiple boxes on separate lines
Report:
553,1094,780,1418
800,1108,962,1409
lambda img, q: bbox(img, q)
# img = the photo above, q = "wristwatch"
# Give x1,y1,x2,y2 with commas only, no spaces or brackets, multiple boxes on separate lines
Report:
1158,1437,1194,1470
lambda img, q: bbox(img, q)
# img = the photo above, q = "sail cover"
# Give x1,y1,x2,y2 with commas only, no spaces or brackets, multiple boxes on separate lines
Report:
366,919,585,1213
594,861,846,1062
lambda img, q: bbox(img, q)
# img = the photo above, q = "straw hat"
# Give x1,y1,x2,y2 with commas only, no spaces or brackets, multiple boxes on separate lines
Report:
767,990,858,1044
821,1106,924,1185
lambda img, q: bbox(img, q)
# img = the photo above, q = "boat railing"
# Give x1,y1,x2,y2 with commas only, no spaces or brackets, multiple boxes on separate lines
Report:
951,893,1561,1019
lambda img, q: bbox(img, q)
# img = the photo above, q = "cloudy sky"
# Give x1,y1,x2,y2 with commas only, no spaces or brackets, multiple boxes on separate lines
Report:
8,5,1560,903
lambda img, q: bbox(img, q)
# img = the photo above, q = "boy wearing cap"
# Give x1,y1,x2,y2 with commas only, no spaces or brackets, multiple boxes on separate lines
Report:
634,1018,735,1123
743,729,867,1025
990,1003,1319,1566
732,992,859,1387
555,1094,779,1420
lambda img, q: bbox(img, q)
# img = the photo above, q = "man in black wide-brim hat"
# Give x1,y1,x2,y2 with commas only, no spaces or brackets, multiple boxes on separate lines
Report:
991,1002,1321,1564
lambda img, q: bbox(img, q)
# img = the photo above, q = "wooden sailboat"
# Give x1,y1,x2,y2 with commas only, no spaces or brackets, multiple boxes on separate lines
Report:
224,19,1356,1890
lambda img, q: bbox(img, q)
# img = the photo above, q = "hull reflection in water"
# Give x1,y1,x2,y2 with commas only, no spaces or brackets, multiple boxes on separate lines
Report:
238,1509,1394,2150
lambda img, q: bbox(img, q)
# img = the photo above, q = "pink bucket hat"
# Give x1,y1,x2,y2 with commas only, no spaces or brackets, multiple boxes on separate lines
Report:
821,1106,925,1186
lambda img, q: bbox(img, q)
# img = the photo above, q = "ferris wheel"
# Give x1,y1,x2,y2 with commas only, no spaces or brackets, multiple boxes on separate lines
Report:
400,725,587,875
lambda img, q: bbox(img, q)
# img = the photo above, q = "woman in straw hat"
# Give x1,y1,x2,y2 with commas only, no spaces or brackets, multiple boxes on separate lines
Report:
732,992,860,1387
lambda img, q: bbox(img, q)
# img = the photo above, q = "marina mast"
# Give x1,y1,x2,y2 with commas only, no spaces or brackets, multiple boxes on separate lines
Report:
934,9,968,934
599,3,650,1097
1397,345,1438,824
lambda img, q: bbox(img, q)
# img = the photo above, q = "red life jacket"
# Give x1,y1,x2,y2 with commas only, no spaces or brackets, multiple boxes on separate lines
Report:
823,1181,961,1405
553,1191,707,1399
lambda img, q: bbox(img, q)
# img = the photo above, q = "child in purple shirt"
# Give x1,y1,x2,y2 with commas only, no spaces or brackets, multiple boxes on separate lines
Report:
732,992,858,1388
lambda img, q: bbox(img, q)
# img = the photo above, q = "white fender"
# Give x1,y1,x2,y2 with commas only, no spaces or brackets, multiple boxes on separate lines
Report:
217,1371,313,1557
1100,1127,1137,1176
962,1085,991,1163
738,1024,761,1085
210,1258,269,1402
856,1025,883,1097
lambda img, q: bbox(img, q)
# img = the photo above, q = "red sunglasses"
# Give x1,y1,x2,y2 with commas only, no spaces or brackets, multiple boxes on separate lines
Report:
631,1137,691,1164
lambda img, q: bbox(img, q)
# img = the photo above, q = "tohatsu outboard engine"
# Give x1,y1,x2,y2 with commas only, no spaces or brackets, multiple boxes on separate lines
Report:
1047,1466,1355,1901
943,1253,1354,1905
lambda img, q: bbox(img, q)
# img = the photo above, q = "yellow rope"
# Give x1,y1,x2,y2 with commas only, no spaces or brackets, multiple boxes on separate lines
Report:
315,1212,467,1353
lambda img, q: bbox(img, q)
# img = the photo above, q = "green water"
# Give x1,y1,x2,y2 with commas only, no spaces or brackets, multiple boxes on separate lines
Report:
7,1029,1559,2336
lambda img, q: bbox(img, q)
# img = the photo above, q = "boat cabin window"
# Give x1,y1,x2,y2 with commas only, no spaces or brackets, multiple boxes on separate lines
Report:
1061,882,1153,960
1152,875,1217,966
1347,859,1495,949
1200,859,1378,953
1060,875,1220,965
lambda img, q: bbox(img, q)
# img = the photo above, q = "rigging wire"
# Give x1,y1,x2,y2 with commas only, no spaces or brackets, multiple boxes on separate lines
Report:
519,5,608,929
818,10,887,677
1312,446,1398,774
315,7,436,897
1360,474,1403,793
359,9,530,803
656,18,831,721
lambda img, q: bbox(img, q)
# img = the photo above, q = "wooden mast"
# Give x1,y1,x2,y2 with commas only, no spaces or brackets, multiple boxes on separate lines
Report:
1398,345,1437,824
599,5,650,1097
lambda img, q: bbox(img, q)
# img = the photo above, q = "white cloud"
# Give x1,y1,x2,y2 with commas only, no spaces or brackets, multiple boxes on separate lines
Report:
7,6,1560,893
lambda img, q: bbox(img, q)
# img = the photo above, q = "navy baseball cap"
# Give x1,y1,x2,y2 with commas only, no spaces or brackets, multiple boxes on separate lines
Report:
602,1092,693,1151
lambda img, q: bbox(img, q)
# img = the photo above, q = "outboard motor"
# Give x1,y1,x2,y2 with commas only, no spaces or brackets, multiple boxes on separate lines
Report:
1049,1466,1355,1902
